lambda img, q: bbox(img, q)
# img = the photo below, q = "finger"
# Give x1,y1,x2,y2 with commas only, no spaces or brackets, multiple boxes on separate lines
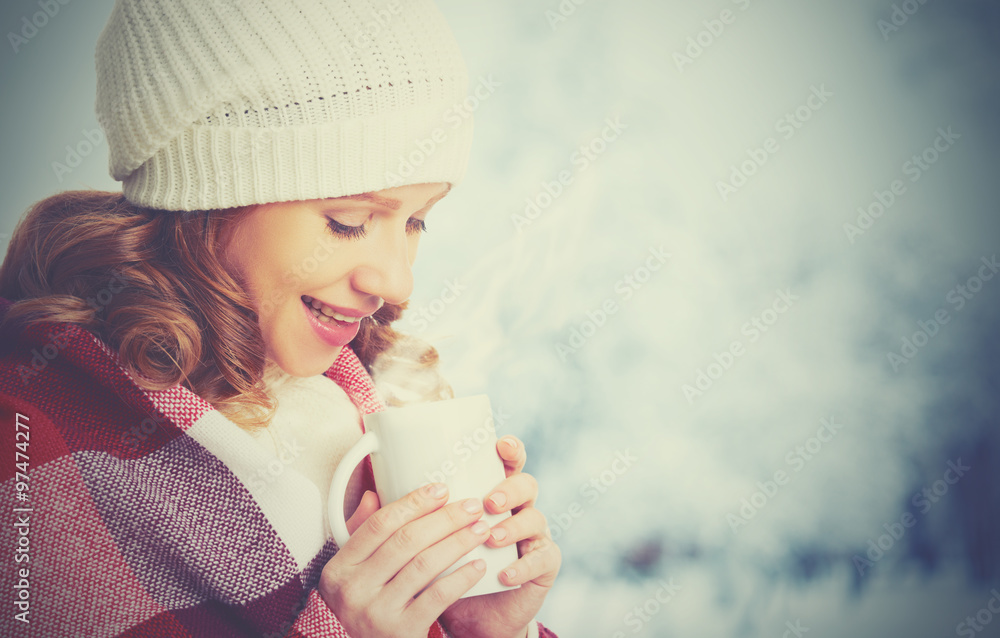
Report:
346,490,381,536
363,497,487,592
498,537,562,589
485,472,538,515
497,436,525,475
405,556,487,622
384,515,492,606
486,506,548,548
338,482,449,564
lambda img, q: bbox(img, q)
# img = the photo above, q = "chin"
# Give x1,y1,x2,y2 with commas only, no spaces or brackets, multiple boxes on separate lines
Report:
262,312,344,377
267,347,340,378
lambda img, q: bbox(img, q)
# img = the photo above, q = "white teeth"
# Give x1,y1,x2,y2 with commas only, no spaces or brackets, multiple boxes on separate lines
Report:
330,310,361,323
303,297,362,324
310,306,332,323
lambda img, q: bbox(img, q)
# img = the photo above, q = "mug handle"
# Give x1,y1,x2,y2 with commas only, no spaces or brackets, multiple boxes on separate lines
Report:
328,430,380,549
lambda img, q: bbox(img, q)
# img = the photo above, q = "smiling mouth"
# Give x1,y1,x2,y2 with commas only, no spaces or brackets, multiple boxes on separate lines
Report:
301,295,364,324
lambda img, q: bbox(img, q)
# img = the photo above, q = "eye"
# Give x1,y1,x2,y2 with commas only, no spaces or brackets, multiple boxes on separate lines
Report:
407,218,427,235
326,217,366,240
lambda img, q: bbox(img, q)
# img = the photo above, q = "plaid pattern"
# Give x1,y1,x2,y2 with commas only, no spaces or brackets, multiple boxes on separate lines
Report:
0,298,556,637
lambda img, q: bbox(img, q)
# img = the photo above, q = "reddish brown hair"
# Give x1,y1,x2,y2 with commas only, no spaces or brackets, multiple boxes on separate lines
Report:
0,190,431,430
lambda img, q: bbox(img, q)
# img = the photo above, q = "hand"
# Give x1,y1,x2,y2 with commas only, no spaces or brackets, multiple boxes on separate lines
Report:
440,436,562,638
317,483,491,638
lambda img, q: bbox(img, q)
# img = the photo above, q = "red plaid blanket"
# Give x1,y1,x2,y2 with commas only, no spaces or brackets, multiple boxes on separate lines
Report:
0,297,556,637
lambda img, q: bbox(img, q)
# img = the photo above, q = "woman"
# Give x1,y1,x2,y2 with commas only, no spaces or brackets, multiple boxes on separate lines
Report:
0,1,560,636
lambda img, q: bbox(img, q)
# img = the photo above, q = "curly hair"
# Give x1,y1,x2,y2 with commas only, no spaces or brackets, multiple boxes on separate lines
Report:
0,190,447,430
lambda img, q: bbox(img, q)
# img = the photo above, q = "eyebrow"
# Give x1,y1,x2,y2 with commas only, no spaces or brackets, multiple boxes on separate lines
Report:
421,186,451,209
329,192,401,210
326,185,451,211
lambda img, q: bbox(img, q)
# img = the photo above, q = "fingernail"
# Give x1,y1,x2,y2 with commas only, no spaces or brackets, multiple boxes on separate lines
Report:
490,527,507,542
426,483,447,498
462,498,482,513
489,492,506,508
503,567,517,582
471,521,489,534
472,559,487,572
502,437,517,449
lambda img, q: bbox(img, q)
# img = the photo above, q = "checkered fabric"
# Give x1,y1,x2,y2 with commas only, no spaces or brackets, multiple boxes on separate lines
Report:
0,297,556,637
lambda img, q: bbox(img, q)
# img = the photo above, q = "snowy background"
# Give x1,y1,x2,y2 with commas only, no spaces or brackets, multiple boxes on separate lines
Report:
2,1,999,636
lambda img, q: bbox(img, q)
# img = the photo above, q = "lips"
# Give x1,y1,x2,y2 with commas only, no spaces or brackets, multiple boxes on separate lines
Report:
301,295,368,323
300,296,364,348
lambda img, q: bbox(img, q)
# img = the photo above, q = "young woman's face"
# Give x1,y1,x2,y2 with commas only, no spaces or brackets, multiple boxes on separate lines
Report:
221,182,450,377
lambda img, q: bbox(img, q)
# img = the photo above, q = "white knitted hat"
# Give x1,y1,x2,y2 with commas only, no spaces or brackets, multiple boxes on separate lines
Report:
95,0,474,211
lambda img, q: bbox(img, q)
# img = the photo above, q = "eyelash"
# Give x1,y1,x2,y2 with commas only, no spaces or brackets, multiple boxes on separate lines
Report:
325,217,427,239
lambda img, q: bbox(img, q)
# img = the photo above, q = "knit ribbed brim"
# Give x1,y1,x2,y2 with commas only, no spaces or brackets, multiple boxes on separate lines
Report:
95,0,474,211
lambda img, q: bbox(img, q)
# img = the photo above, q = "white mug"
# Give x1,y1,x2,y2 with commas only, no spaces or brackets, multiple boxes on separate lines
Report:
328,394,519,598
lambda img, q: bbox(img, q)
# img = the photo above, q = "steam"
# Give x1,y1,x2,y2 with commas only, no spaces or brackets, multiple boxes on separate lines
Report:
369,334,455,407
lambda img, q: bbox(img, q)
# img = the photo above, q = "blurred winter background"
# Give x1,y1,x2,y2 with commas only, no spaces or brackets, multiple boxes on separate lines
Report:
2,0,999,636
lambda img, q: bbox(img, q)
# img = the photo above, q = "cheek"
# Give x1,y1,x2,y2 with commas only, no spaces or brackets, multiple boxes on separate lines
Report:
251,231,308,290
225,243,293,319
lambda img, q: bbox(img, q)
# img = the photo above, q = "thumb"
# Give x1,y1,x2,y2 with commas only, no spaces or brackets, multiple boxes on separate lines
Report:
346,490,381,535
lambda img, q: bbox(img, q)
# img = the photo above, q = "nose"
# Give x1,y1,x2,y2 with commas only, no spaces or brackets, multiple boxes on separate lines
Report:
350,226,414,306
